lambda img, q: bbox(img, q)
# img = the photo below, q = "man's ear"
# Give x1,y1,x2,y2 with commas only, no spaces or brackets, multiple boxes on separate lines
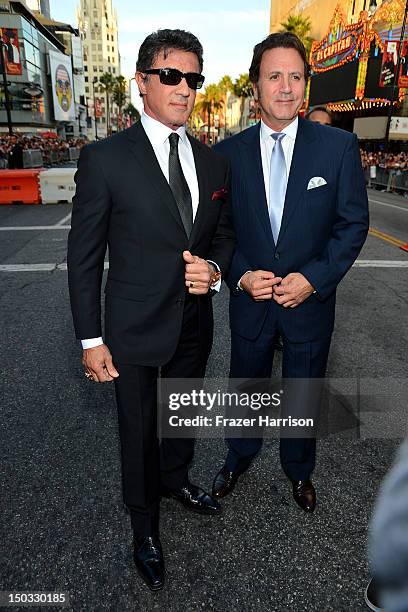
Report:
252,82,259,103
135,71,148,96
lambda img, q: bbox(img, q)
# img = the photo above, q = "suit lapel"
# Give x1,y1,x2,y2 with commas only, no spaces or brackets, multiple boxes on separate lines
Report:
126,121,186,234
187,134,209,248
240,123,275,245
277,117,317,246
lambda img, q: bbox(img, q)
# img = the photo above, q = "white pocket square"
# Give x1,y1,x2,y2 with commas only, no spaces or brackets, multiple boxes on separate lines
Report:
307,177,327,190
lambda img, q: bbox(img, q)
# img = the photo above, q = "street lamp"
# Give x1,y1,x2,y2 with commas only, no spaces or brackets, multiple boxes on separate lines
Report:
92,76,98,140
0,39,13,135
385,0,408,150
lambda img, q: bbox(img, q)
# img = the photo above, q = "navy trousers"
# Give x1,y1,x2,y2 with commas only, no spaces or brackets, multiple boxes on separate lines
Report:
226,304,331,481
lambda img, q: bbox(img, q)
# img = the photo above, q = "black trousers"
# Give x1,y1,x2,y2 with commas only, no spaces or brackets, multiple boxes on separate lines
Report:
114,295,211,536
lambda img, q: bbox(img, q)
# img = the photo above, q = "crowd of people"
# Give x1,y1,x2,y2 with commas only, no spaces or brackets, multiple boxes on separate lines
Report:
1,132,407,179
360,149,408,171
360,148,408,195
0,134,87,169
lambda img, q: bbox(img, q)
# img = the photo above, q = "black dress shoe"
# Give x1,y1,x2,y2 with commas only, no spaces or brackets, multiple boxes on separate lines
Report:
212,464,243,499
364,577,383,611
162,481,221,515
292,479,316,512
133,535,165,591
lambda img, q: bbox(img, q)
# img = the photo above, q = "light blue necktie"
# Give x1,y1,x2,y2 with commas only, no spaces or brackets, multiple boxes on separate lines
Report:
269,132,287,243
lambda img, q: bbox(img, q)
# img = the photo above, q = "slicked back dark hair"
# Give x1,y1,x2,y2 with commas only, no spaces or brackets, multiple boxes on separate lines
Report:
249,32,310,83
136,29,203,73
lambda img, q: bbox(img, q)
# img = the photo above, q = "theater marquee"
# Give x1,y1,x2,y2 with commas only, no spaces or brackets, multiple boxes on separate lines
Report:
310,6,369,74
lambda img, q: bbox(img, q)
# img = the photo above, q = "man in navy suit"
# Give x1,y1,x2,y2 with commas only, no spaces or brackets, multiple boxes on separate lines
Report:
212,32,369,512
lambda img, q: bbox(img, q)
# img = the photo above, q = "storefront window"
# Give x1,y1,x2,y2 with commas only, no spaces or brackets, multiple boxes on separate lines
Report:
24,40,40,68
21,17,32,42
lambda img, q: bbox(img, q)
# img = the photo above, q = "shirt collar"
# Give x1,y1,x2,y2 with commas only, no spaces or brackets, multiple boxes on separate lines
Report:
260,115,299,142
141,111,189,147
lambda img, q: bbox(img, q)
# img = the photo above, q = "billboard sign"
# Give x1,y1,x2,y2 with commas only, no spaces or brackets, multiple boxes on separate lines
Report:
49,49,75,121
379,40,399,87
0,28,22,75
398,40,408,88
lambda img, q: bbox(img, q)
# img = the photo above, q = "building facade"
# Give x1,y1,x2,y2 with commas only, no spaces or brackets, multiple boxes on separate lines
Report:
36,15,87,138
77,0,121,138
0,0,74,134
270,0,385,40
305,1,407,141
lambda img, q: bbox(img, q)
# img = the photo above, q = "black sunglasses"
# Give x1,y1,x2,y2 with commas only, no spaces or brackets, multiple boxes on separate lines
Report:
143,68,205,90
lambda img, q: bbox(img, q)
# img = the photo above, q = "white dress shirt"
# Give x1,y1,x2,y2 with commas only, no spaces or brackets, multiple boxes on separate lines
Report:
140,111,200,218
81,111,219,349
260,115,298,214
237,116,299,291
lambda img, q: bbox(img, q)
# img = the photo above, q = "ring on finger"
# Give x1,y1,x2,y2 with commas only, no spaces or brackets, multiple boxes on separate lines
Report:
189,281,194,288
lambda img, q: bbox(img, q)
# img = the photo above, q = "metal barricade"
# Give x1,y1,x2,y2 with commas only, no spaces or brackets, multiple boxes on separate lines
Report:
69,147,80,161
4,147,82,169
23,149,43,169
364,166,408,195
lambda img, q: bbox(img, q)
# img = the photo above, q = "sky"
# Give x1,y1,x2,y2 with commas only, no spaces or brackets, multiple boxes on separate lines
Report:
50,0,270,108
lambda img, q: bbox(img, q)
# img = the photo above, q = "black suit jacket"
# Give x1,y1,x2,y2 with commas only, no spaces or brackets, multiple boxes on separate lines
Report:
67,121,235,366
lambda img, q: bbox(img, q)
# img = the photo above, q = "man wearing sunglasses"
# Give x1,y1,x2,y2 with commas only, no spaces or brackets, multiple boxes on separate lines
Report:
67,29,234,591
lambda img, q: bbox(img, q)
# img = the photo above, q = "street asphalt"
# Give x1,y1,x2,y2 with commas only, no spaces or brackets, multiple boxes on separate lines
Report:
0,188,407,611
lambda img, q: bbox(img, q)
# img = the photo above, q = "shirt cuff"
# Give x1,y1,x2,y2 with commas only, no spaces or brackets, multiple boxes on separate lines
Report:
81,337,104,349
207,259,221,293
237,270,252,290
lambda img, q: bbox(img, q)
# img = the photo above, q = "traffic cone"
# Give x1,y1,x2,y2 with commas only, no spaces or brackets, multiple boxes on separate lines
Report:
400,243,408,252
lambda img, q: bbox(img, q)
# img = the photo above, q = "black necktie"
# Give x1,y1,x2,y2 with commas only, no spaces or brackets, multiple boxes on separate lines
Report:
168,132,193,237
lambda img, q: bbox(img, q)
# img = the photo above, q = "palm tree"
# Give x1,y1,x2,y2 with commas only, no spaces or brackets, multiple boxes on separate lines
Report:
233,73,252,131
123,102,140,126
280,14,313,58
112,75,127,130
98,72,116,135
218,75,233,133
195,83,224,141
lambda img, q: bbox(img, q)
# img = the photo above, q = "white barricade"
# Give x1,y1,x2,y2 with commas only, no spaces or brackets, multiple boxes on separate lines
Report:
39,168,76,204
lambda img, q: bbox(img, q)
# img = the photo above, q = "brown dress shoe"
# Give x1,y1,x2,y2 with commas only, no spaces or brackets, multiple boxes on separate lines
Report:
212,465,241,499
292,479,316,512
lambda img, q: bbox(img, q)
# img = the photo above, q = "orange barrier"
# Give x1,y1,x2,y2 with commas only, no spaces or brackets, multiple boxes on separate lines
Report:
0,169,42,205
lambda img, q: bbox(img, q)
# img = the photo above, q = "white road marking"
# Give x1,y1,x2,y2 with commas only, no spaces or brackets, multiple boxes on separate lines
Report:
55,212,72,225
369,198,408,213
0,225,71,231
0,263,56,271
0,261,406,272
0,262,109,271
354,260,408,267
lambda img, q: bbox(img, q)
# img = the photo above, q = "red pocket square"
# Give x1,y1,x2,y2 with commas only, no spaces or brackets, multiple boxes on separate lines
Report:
211,188,228,201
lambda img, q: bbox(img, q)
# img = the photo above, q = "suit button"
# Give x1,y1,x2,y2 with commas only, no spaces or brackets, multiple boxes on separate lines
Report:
274,252,280,260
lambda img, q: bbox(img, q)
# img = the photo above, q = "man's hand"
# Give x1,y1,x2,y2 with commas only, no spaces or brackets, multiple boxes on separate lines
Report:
183,250,214,295
240,270,282,301
272,272,315,308
82,344,119,383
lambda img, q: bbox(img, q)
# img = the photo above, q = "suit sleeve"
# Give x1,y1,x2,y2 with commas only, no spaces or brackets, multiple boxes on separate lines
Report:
207,160,236,278
225,248,252,294
67,145,112,339
299,134,369,300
